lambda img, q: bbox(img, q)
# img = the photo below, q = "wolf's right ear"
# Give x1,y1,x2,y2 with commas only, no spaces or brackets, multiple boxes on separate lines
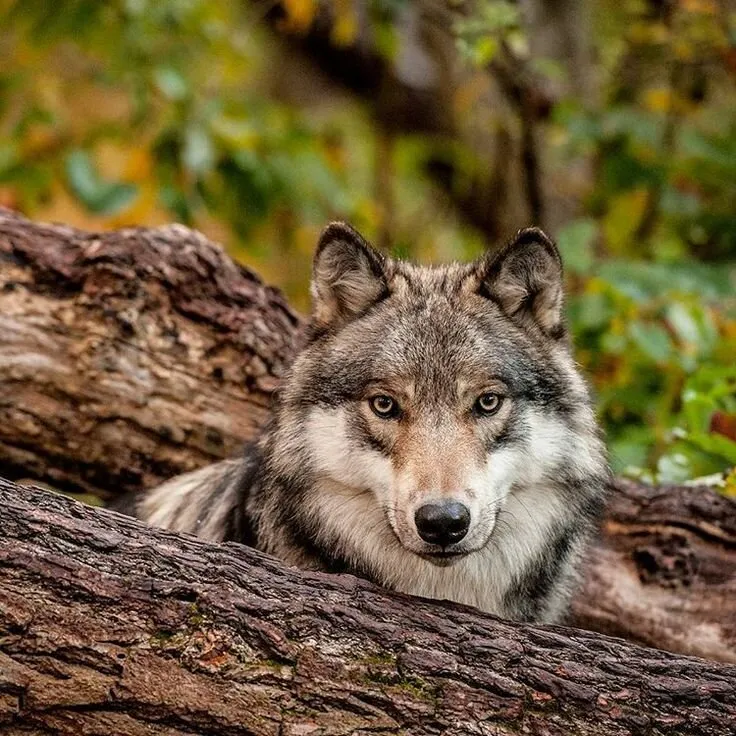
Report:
310,222,389,330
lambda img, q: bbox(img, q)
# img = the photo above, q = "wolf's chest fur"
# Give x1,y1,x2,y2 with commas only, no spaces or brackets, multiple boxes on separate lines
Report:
251,411,600,623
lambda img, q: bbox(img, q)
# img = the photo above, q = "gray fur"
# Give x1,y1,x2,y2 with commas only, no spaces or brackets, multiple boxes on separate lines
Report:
114,223,609,623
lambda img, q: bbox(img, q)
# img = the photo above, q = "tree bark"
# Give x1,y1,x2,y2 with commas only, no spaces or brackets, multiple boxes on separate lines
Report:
0,207,300,499
2,478,735,736
0,208,735,677
571,477,736,663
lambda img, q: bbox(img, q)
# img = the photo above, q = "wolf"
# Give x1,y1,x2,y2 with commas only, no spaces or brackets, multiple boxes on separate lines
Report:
114,222,609,623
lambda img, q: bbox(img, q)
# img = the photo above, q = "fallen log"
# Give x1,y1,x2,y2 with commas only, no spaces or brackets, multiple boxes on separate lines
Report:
0,208,734,668
571,477,736,662
1,479,735,736
0,207,299,498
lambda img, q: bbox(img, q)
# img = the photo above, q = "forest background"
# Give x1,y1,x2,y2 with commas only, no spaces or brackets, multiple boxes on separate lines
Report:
1,0,734,487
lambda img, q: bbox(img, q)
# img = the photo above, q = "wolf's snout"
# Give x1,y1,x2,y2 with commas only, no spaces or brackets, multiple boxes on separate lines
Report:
414,501,470,546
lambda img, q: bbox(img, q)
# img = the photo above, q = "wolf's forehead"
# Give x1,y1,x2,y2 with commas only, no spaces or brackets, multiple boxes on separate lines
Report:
373,295,520,384
390,261,472,295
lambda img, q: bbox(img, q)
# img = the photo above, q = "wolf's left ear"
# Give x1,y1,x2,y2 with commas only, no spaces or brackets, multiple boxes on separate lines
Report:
477,227,565,338
311,222,389,330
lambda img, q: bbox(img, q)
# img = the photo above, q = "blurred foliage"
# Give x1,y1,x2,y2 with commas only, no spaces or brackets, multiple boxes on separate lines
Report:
559,221,736,485
0,0,735,486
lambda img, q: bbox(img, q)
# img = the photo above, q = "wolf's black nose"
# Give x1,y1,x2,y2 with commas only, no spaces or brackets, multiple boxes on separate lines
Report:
414,501,470,546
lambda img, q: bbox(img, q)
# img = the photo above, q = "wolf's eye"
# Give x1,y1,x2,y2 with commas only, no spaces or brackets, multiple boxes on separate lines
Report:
474,392,503,416
369,395,399,418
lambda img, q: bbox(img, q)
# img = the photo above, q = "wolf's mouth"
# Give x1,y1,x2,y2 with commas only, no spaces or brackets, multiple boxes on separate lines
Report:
420,549,469,566
384,512,473,564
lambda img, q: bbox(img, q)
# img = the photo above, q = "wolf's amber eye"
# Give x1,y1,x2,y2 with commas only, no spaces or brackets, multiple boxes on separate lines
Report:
475,392,502,416
369,395,399,418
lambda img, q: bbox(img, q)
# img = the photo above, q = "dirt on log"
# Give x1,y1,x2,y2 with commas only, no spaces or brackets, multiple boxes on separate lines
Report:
0,208,735,672
1,479,736,736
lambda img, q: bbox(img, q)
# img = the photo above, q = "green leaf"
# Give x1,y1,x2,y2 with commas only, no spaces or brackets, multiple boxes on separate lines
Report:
473,36,499,65
153,67,190,101
686,432,736,465
65,150,137,215
569,291,614,331
609,432,652,474
628,321,673,363
0,141,19,176
656,452,695,484
183,126,215,176
673,312,704,351
681,393,717,434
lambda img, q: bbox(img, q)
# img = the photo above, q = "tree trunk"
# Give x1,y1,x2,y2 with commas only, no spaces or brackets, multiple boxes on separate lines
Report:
2,478,735,736
0,208,735,691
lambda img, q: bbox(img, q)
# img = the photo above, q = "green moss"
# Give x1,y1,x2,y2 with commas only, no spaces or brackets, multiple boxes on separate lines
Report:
148,629,176,646
187,602,206,627
395,676,437,702
359,651,396,666
363,668,437,703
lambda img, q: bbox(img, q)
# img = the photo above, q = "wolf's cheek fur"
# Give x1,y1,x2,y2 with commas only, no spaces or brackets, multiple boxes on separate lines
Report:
304,406,407,539
303,404,559,556
305,408,394,492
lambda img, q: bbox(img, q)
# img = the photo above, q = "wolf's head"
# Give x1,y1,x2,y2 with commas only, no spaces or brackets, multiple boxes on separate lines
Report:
271,223,605,568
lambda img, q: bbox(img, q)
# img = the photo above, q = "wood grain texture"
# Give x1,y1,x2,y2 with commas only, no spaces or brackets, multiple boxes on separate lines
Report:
572,478,736,663
1,479,735,736
0,207,300,497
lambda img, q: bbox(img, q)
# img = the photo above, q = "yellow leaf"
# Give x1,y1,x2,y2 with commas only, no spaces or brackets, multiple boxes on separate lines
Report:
295,224,320,256
281,0,316,34
587,276,606,294
723,467,736,497
673,39,695,61
629,21,670,44
106,182,157,228
681,0,717,15
355,198,380,231
331,0,358,46
21,124,59,157
603,189,649,256
123,148,154,181
643,87,672,113
211,117,259,150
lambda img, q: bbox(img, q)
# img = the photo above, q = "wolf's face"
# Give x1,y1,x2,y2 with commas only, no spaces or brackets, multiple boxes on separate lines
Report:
275,223,601,568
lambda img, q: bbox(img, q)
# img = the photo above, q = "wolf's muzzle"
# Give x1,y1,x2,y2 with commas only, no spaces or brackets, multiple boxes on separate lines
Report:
414,501,470,547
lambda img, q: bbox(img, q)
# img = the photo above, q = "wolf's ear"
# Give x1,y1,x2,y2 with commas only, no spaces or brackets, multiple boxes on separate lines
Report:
477,227,565,338
311,222,389,330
